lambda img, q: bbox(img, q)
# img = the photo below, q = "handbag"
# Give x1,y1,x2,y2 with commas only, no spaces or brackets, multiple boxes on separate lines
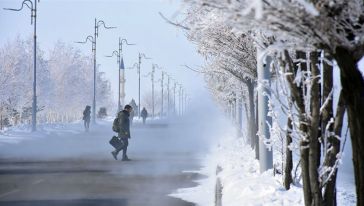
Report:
109,136,124,150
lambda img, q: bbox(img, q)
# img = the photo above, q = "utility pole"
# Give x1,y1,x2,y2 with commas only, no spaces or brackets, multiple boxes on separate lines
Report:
161,71,164,117
138,53,141,118
4,0,40,132
119,40,124,111
173,82,177,115
137,53,151,118
179,85,182,116
77,19,115,124
184,92,187,114
167,75,170,116
151,64,156,117
181,88,184,115
257,49,273,173
106,38,134,111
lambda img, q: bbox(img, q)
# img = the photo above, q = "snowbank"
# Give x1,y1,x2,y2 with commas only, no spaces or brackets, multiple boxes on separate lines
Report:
170,135,304,206
0,120,88,145
171,131,357,206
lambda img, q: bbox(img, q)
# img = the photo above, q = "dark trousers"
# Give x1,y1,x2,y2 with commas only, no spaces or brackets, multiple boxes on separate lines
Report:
84,119,90,131
115,137,129,158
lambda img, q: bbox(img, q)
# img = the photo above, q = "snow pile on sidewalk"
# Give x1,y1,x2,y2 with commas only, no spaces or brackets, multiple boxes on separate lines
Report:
0,120,86,145
170,135,303,206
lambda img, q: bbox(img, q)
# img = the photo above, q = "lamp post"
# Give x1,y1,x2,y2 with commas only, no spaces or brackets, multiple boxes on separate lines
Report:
183,91,187,114
178,84,180,116
179,84,183,116
153,64,165,117
137,53,151,118
181,86,184,115
173,82,177,115
106,38,135,111
4,0,40,132
161,71,165,117
143,64,156,117
150,64,156,117
166,74,171,116
76,19,115,124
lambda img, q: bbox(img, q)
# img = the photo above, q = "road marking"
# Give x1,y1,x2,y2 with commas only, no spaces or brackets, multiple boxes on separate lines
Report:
0,189,20,198
32,179,44,185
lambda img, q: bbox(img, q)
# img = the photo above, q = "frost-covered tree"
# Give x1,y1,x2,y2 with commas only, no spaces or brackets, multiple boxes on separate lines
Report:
180,0,364,205
183,6,260,148
47,41,112,119
0,37,49,124
183,1,364,204
0,38,113,126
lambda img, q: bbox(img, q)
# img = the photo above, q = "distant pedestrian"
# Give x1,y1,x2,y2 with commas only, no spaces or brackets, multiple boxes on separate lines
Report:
141,107,148,124
111,105,133,161
82,105,91,132
129,109,135,126
129,99,137,126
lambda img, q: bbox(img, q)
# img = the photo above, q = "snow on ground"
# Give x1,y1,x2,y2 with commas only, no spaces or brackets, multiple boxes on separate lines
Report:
171,130,303,206
0,120,88,146
1,116,357,206
171,129,356,206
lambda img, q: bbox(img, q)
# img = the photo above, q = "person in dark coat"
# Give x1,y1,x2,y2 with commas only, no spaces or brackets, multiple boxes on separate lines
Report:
141,107,148,124
111,104,133,161
129,99,137,126
82,105,91,132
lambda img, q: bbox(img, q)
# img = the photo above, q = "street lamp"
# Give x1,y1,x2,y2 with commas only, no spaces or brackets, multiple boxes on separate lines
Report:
160,71,165,117
173,81,179,115
144,64,157,118
76,19,116,124
165,74,171,117
137,53,151,118
4,0,40,132
178,84,183,116
105,38,135,111
154,64,165,118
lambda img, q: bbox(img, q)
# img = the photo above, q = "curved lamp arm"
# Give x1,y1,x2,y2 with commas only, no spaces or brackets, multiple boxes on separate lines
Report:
75,35,94,44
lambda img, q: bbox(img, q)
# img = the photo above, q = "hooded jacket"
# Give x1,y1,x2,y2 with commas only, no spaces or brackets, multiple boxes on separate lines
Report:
118,110,131,138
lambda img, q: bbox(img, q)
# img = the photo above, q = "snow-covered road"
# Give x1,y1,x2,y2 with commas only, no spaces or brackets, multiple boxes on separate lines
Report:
0,115,216,206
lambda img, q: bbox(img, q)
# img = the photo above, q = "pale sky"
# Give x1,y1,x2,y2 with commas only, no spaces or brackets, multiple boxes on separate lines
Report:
0,0,206,108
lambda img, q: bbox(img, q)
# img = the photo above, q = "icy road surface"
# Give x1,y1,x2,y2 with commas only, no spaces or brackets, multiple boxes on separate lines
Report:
0,116,214,206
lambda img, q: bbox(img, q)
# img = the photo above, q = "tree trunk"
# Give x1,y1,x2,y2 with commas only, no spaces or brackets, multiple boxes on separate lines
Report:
284,117,293,190
308,51,323,206
247,80,256,149
321,51,337,206
255,94,260,160
284,50,312,205
323,91,345,206
321,51,334,153
334,47,364,206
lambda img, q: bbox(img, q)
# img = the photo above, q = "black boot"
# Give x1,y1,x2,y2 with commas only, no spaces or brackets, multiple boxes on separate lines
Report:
111,151,118,160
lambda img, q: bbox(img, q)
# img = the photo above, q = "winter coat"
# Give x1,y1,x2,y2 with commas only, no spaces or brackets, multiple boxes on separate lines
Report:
83,108,91,121
141,109,148,118
118,110,131,138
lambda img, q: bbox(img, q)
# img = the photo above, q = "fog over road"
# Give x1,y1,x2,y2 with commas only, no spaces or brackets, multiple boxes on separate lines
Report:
0,104,225,206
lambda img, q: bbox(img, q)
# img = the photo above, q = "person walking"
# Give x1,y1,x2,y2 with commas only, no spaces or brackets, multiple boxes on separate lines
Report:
111,105,133,161
141,107,148,124
82,105,91,132
129,99,137,126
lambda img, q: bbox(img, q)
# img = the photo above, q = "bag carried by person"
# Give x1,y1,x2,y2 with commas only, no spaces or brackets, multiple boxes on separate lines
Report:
109,136,124,150
112,116,119,133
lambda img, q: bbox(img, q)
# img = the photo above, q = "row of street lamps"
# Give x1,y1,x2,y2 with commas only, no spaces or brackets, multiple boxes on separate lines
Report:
3,1,189,131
